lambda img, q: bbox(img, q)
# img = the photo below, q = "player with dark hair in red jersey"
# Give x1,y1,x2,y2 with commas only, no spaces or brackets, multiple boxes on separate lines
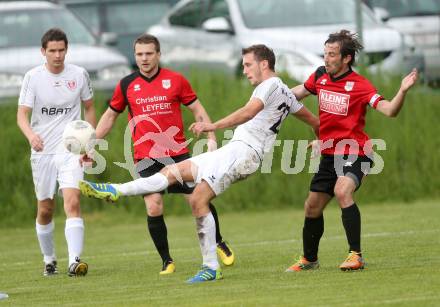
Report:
285,30,418,272
84,34,234,274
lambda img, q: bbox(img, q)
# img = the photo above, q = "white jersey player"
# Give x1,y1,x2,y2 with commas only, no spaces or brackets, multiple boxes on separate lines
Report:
231,76,304,158
189,76,304,195
79,44,319,283
20,64,92,155
17,28,96,277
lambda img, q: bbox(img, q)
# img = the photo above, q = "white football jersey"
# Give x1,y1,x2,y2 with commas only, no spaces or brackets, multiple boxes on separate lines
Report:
231,77,303,157
19,64,93,154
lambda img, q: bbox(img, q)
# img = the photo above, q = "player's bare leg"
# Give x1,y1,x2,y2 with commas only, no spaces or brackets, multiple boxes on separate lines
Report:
37,199,55,225
334,177,356,209
160,160,197,185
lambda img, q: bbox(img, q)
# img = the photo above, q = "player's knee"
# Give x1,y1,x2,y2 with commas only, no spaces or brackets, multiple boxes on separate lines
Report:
334,186,352,206
188,196,199,212
38,206,54,220
188,196,207,217
304,200,320,217
63,196,80,215
146,200,163,216
160,166,178,184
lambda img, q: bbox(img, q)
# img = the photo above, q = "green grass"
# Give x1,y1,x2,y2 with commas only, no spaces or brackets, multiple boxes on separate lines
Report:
1,199,439,306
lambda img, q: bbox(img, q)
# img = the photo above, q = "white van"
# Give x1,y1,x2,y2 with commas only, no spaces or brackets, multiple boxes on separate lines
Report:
367,0,440,82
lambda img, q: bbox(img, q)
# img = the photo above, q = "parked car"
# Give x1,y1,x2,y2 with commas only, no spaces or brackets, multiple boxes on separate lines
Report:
56,0,179,68
0,1,131,99
148,0,324,82
148,0,424,82
365,0,440,82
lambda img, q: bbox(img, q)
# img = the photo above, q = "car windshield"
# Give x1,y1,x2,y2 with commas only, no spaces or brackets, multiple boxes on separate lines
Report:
368,0,440,18
0,8,96,48
106,2,171,34
237,0,377,28
67,3,100,35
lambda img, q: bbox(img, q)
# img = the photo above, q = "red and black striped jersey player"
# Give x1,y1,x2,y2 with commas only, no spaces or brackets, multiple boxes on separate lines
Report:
84,34,234,274
286,30,418,272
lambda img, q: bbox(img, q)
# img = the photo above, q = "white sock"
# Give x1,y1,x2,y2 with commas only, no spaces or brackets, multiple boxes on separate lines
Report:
196,212,219,270
65,217,84,266
114,173,169,196
36,220,56,264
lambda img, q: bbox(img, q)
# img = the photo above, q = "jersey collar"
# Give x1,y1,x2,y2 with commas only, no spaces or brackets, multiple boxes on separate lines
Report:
329,67,353,82
138,67,161,83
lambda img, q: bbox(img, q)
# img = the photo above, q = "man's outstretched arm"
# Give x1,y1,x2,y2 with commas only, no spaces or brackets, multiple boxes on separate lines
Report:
375,69,418,118
186,99,217,150
95,108,120,139
291,84,312,101
189,98,264,136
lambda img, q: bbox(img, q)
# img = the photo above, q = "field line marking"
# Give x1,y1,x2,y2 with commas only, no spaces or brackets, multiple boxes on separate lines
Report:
4,228,439,266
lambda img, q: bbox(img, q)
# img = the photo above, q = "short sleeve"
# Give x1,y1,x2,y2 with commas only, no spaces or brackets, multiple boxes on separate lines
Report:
80,68,93,101
368,94,383,108
304,73,317,95
289,95,304,114
252,78,278,106
18,71,35,108
304,66,326,95
178,75,197,106
108,82,127,113
363,80,384,109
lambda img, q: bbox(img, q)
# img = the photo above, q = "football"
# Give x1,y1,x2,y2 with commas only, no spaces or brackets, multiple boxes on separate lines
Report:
62,120,96,154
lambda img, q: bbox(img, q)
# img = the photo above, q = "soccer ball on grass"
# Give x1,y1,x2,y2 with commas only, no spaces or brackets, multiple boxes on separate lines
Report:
62,120,96,154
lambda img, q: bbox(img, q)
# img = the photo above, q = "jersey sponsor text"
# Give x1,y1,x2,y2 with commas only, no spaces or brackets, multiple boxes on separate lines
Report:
135,95,168,104
41,107,72,115
319,90,350,116
141,103,172,113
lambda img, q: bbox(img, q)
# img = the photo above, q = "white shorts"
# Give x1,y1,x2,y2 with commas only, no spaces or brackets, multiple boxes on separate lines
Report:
189,141,261,195
30,153,84,201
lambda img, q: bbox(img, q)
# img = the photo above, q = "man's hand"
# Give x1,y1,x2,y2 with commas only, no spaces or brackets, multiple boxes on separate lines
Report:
29,133,44,152
401,68,418,93
207,138,217,152
308,140,320,159
189,122,216,137
79,151,94,167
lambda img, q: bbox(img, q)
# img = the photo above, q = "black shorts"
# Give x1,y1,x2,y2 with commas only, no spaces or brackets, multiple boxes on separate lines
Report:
136,153,194,194
310,154,373,196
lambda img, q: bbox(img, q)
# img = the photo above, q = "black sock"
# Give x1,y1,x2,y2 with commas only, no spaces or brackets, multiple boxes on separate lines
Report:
341,203,361,253
147,215,172,264
209,203,222,244
303,215,324,262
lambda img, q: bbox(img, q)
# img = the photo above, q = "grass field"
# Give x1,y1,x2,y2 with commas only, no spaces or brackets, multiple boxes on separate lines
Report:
0,199,439,306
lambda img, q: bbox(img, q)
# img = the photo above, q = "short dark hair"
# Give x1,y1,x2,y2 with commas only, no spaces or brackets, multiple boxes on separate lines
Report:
242,44,275,71
133,34,160,52
325,30,363,66
41,28,68,49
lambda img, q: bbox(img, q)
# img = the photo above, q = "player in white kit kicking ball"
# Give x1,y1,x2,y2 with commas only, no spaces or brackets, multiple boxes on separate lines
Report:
17,28,96,277
80,44,319,283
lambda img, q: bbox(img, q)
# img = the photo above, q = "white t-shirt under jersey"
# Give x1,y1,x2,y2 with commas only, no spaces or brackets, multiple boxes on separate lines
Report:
231,77,303,157
19,63,93,155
